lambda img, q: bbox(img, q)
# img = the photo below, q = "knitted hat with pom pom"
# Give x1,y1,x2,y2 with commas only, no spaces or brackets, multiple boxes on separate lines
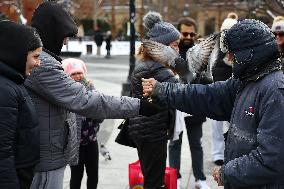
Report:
143,11,180,45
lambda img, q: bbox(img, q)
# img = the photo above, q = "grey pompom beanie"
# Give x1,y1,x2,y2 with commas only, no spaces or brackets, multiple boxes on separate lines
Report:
143,11,180,45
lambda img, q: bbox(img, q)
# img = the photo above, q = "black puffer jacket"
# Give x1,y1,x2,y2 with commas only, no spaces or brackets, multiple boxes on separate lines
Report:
129,60,178,142
0,63,39,188
0,21,39,188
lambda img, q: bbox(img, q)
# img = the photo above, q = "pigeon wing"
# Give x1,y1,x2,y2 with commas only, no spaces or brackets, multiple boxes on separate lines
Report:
186,33,219,75
207,39,220,78
142,39,179,67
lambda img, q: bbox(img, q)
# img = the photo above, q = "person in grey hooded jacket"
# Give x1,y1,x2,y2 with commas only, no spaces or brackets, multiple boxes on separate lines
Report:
25,2,159,189
142,19,284,189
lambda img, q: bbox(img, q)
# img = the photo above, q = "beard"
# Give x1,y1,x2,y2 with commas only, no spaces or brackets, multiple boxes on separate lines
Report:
179,39,194,50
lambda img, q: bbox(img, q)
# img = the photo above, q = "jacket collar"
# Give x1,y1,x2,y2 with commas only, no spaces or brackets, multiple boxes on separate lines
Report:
0,60,25,84
239,59,282,87
43,48,62,62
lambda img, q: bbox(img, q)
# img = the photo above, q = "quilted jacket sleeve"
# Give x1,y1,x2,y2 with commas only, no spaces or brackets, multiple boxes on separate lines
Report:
25,52,140,119
152,78,240,121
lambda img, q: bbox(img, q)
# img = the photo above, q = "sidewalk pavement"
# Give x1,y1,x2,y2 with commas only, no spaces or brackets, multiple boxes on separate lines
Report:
63,60,223,189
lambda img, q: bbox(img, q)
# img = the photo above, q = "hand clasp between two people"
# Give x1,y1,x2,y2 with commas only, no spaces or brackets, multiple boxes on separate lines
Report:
141,78,157,97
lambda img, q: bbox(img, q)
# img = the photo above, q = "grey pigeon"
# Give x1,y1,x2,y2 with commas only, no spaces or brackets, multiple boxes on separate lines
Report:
142,33,220,82
99,143,111,161
186,33,219,76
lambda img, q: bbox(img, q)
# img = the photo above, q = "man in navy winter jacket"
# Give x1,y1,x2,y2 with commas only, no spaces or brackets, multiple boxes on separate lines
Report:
142,19,284,189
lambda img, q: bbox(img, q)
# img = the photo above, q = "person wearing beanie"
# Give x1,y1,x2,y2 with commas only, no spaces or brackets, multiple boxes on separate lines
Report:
210,12,237,169
62,58,102,189
62,58,87,80
271,16,284,71
25,2,163,189
168,16,211,189
127,11,180,189
142,19,284,189
220,17,238,31
0,20,42,189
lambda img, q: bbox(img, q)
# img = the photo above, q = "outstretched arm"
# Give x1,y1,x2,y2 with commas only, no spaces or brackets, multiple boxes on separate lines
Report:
25,54,140,120
143,78,239,121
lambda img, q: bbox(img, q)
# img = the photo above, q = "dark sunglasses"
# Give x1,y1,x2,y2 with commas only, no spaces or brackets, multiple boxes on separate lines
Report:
273,32,284,37
181,32,197,38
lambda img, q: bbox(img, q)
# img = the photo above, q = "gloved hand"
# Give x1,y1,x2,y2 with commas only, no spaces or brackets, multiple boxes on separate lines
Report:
173,57,195,83
139,99,163,117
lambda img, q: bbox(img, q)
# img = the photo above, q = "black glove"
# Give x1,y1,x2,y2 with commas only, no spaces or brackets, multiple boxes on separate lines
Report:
174,57,194,83
139,99,163,117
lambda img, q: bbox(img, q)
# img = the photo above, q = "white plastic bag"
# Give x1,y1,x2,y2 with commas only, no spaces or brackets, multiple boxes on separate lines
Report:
173,110,186,141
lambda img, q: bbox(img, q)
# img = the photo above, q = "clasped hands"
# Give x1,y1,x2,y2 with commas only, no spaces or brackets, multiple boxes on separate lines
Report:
141,78,157,97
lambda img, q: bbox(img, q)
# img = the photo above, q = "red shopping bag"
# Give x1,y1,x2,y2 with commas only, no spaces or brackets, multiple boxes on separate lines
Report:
129,160,177,189
129,160,144,189
164,167,177,189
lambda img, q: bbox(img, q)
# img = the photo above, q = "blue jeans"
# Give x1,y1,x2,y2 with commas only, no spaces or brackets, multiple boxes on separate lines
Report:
30,166,66,189
168,121,206,181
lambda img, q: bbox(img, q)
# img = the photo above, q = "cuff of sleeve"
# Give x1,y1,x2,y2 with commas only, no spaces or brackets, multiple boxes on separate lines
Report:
220,165,226,184
151,81,169,107
152,81,162,98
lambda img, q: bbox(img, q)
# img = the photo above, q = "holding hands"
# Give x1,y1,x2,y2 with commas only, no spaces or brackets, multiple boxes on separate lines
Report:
142,78,157,97
212,166,224,186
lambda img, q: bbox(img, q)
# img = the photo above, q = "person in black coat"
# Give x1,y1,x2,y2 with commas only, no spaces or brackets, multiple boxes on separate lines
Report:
128,11,180,189
271,17,284,72
0,21,42,189
211,13,236,167
168,17,211,189
105,30,112,58
94,27,104,57
210,51,232,166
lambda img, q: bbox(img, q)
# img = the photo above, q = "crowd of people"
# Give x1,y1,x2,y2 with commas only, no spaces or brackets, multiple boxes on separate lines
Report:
0,1,284,189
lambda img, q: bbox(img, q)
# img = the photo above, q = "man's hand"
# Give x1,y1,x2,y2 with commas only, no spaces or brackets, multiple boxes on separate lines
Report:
212,166,224,186
142,78,157,97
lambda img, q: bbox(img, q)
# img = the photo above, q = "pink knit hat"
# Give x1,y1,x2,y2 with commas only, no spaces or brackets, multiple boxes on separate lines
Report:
62,58,87,75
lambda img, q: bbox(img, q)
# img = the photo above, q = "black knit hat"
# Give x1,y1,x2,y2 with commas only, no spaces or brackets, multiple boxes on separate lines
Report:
222,19,278,79
0,21,42,78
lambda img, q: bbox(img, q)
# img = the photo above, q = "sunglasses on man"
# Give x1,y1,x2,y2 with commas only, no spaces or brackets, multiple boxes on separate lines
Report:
181,32,197,38
273,32,284,37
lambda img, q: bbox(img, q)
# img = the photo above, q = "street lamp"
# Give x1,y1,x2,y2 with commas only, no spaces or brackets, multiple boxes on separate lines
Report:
121,0,136,96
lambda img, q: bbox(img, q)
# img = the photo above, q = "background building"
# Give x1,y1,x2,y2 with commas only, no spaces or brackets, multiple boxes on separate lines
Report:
1,0,284,38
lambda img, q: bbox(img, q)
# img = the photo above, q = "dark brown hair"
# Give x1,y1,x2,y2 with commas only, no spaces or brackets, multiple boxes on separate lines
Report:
177,17,197,31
